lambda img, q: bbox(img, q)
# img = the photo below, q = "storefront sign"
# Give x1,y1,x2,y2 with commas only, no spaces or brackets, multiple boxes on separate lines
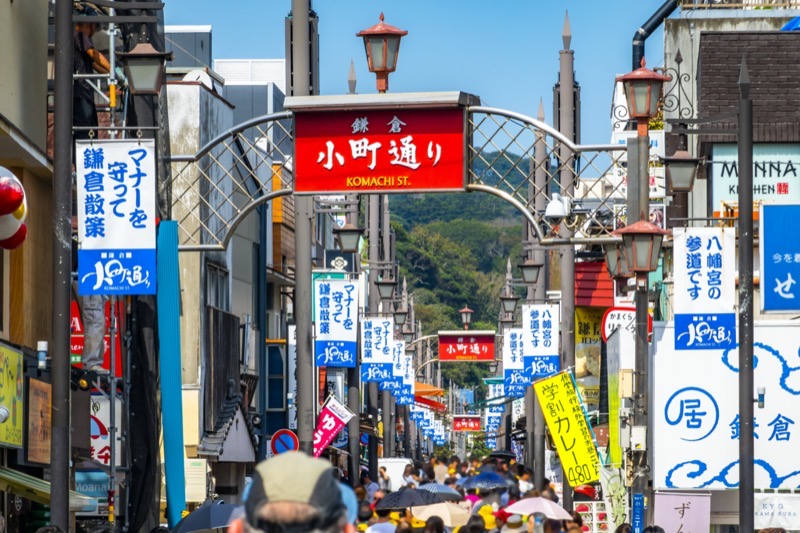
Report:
653,322,800,489
534,372,600,485
755,493,800,529
453,415,482,432
90,393,123,467
314,279,358,367
76,139,156,295
360,317,395,381
26,379,51,464
673,227,736,350
760,204,800,312
712,143,800,206
653,492,710,533
294,108,466,194
312,396,354,458
438,331,495,362
502,328,529,398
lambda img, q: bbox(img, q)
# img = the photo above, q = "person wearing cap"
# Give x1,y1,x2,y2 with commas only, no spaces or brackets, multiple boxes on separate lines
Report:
230,452,355,533
500,515,523,533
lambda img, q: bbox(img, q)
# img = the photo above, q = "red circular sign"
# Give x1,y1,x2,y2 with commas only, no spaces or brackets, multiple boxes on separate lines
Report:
601,306,653,342
270,429,300,455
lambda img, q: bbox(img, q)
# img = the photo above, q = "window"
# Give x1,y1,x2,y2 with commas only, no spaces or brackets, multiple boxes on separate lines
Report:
206,262,229,311
266,345,285,410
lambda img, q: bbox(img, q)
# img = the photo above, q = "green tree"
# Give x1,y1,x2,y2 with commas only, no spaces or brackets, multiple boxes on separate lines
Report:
469,434,493,458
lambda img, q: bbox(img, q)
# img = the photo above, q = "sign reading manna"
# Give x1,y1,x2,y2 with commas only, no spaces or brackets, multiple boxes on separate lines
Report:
294,108,466,194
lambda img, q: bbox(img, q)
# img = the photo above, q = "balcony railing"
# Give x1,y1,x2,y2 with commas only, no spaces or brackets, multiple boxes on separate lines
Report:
682,0,800,8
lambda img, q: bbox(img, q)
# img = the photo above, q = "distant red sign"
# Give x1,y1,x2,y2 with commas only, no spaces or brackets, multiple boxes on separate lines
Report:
294,108,466,194
438,331,496,362
453,415,482,432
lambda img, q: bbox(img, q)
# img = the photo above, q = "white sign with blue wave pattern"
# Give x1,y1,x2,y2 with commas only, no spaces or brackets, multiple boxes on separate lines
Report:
653,322,800,489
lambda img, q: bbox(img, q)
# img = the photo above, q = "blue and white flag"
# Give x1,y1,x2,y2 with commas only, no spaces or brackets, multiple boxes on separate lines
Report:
77,140,156,295
674,227,736,350
394,344,416,405
760,204,800,312
502,328,529,397
360,317,394,382
314,279,358,367
522,304,561,380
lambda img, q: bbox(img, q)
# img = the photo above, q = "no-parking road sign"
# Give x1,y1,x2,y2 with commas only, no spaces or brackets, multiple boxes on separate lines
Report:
270,429,300,455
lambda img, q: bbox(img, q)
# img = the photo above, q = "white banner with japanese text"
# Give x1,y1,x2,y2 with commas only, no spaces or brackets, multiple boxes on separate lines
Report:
76,140,156,295
673,227,736,350
522,304,560,380
360,316,394,382
314,279,358,367
502,328,529,398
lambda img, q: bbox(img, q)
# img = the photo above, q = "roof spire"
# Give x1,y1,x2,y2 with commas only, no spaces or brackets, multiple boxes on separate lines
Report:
562,11,572,50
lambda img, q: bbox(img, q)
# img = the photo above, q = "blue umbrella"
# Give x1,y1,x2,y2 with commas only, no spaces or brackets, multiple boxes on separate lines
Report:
172,502,243,533
460,471,510,491
781,16,800,31
419,482,463,501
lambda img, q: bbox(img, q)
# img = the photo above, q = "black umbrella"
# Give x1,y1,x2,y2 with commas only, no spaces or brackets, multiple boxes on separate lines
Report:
172,502,243,533
418,482,463,502
489,449,517,461
375,488,444,510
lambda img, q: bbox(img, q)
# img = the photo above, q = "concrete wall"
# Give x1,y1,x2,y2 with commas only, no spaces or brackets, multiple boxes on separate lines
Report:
0,0,48,148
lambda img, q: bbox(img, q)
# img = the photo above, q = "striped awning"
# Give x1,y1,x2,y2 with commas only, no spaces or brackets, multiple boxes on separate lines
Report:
0,466,97,512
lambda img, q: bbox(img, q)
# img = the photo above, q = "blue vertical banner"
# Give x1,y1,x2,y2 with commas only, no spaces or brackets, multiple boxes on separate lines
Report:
314,278,358,367
760,204,800,312
502,328,529,397
522,304,561,380
380,340,404,394
632,493,645,533
360,316,394,382
394,343,416,405
76,140,156,295
674,228,736,349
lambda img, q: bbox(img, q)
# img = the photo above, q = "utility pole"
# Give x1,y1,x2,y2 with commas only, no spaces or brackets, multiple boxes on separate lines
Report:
367,194,380,477
557,12,576,511
530,99,548,489
382,195,395,457
291,0,314,455
51,0,74,527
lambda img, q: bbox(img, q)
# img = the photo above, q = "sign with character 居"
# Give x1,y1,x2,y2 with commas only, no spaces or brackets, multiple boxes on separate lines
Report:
293,107,466,194
76,140,156,295
673,227,735,350
502,328,529,398
314,279,358,367
760,204,800,312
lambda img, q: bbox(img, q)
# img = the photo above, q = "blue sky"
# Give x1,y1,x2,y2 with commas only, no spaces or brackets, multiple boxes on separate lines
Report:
164,1,670,145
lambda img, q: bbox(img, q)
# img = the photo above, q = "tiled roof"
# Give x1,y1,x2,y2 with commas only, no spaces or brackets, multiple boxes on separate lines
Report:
197,394,257,459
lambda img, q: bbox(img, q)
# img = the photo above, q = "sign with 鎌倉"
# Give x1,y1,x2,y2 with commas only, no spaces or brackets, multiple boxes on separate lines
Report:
673,227,735,350
453,415,482,432
360,317,395,382
293,107,466,194
438,331,496,362
522,304,560,381
534,372,600,485
653,322,800,489
314,279,358,367
760,204,800,312
76,140,156,295
502,328,529,398
711,143,800,206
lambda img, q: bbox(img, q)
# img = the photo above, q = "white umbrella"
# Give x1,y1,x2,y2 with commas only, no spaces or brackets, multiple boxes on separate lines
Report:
411,501,471,528
504,497,573,520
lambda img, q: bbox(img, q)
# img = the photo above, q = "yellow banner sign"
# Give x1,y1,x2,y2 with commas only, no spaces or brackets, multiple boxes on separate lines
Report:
0,345,24,448
534,372,600,485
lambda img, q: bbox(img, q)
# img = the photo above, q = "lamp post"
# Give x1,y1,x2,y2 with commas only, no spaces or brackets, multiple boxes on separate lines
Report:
356,13,408,93
459,306,474,331
118,37,172,95
615,59,670,513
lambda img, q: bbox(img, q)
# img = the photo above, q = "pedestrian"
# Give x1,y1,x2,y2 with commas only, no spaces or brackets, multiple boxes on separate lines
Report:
614,524,631,533
424,516,444,533
642,528,664,533
365,508,396,533
434,457,449,484
356,502,374,532
362,472,381,504
464,514,488,533
562,511,582,533
378,466,392,491
73,6,109,141
500,515,523,533
228,451,354,533
402,464,417,488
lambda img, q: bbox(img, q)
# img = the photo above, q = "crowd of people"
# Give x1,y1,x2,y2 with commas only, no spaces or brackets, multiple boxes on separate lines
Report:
230,452,643,533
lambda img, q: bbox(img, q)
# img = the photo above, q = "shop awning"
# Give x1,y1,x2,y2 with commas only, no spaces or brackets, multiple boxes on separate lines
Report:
414,382,444,397
415,395,447,412
0,466,97,512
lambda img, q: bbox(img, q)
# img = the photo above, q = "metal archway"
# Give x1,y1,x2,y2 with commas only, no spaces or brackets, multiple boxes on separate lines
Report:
168,107,627,250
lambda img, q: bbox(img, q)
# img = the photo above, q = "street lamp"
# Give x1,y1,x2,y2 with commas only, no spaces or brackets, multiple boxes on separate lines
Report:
612,220,668,277
118,39,172,95
616,58,671,136
356,13,408,93
662,149,703,194
393,302,408,327
602,241,631,279
459,306,474,331
375,275,396,300
333,222,364,253
499,284,520,315
518,258,542,285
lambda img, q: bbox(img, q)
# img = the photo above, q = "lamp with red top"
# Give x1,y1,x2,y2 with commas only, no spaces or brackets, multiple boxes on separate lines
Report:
356,13,408,93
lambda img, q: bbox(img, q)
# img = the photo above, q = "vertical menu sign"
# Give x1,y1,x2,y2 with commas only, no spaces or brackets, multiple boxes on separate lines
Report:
77,140,156,295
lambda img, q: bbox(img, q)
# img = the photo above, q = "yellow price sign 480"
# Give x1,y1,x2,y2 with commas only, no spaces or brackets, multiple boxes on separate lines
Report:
534,372,600,485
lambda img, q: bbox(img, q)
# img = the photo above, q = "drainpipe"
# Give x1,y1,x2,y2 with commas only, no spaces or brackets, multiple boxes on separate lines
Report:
632,0,679,70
